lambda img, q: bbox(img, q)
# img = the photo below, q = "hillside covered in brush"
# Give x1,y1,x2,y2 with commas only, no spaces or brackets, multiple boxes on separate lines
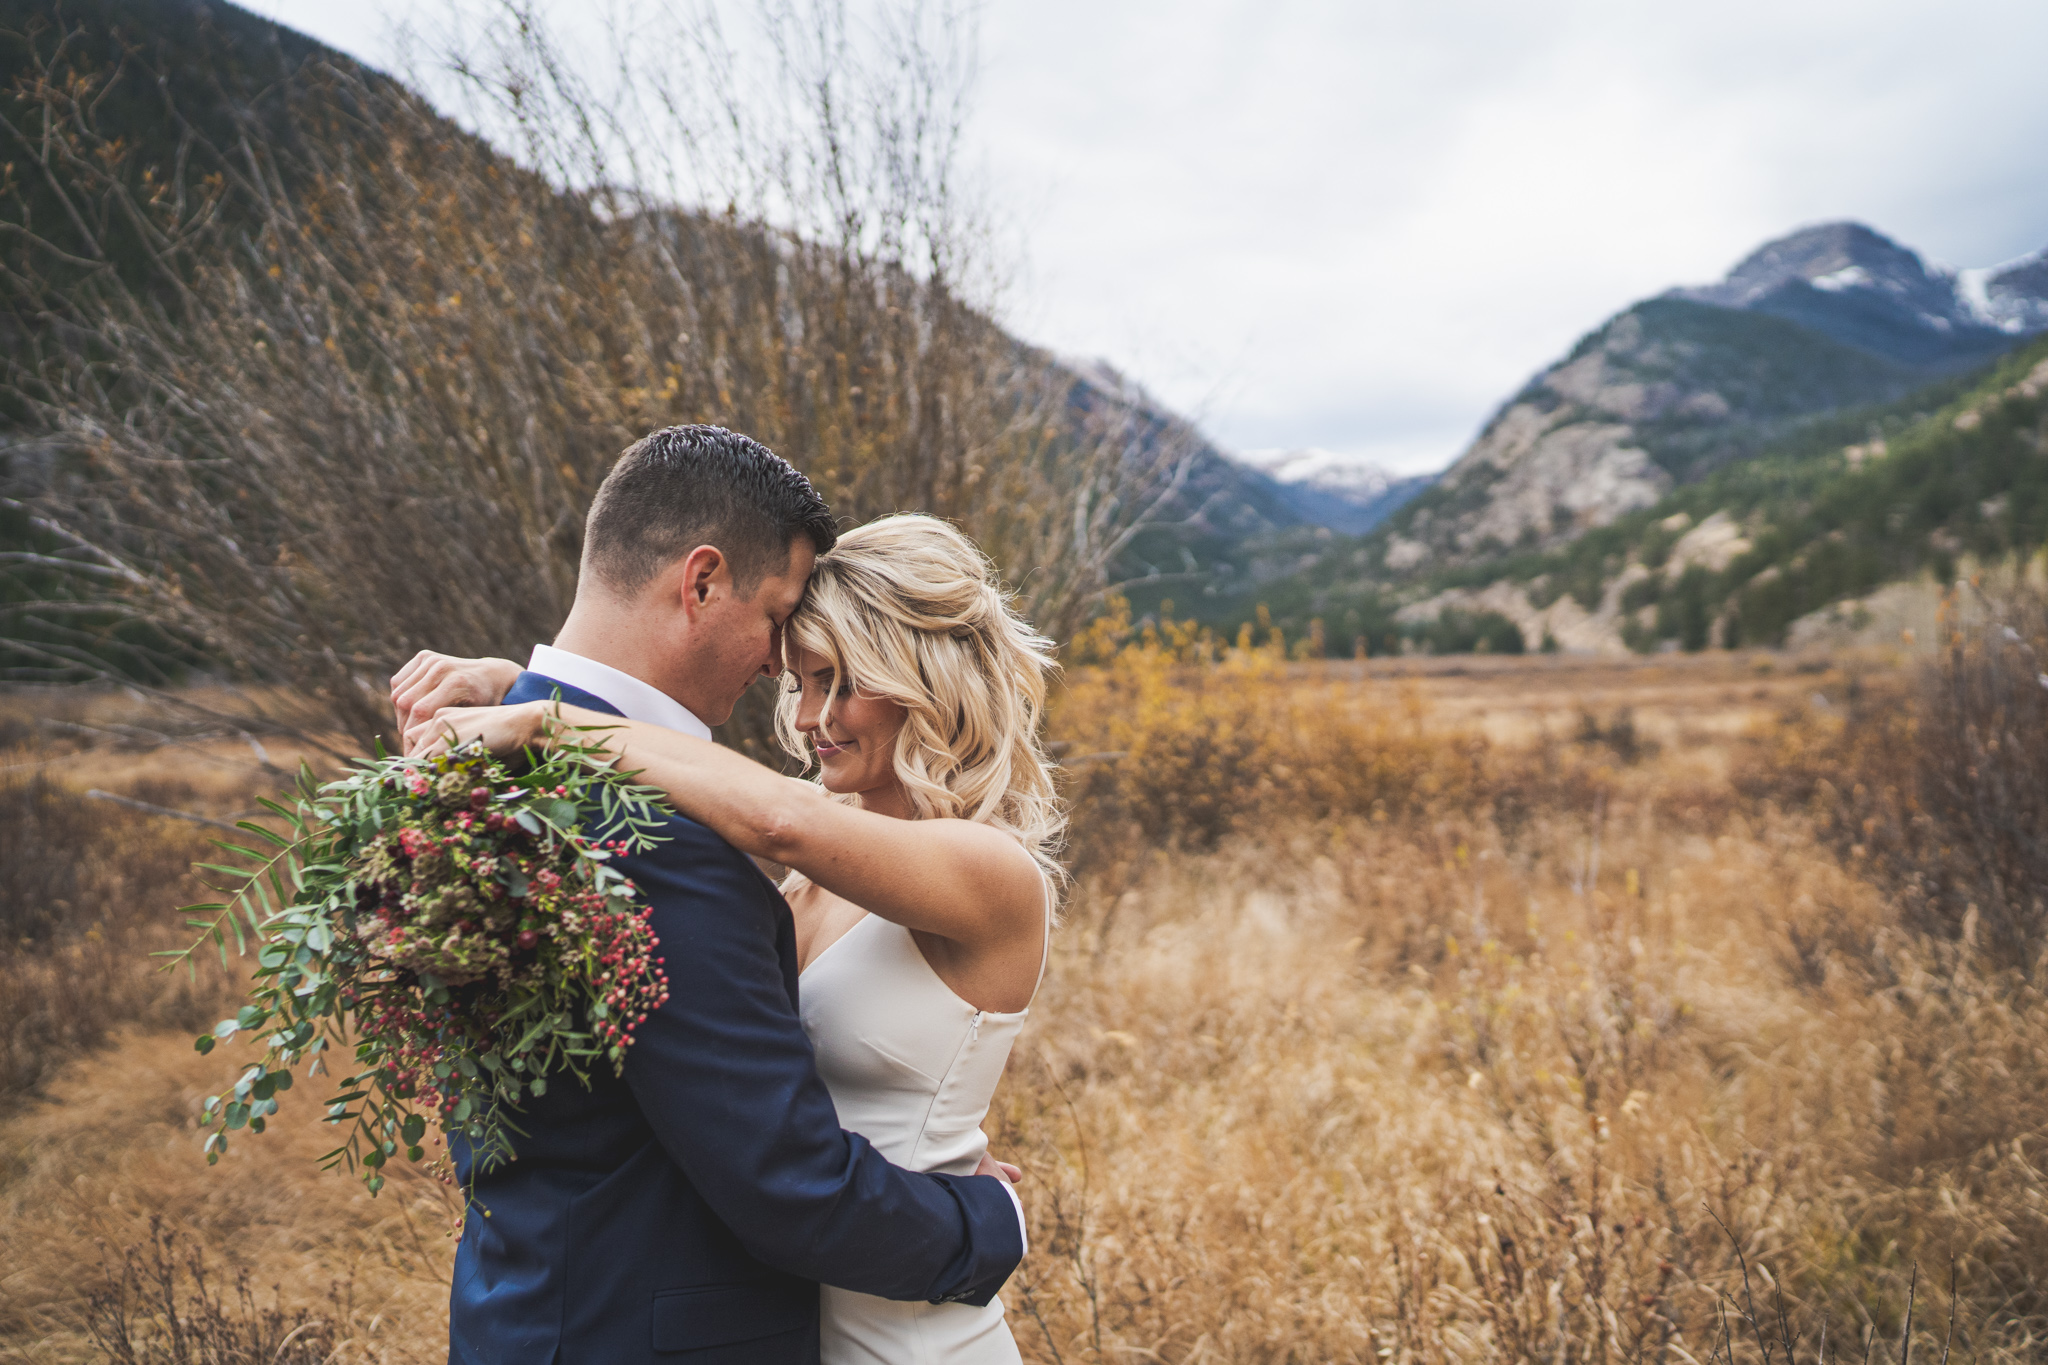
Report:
0,0,1296,729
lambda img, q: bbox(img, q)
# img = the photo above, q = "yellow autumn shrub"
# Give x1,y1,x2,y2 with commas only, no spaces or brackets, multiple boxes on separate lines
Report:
1054,599,1483,851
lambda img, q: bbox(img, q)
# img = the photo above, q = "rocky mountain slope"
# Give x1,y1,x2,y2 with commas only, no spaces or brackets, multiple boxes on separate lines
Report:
1376,223,2048,574
1400,333,2048,655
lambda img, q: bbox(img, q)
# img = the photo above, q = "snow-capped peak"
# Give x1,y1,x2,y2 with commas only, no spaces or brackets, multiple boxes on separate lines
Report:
1958,246,2048,335
1811,264,1874,293
1237,447,1401,498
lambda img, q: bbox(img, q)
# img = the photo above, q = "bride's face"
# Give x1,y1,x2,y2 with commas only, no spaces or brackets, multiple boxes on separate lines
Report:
787,646,910,806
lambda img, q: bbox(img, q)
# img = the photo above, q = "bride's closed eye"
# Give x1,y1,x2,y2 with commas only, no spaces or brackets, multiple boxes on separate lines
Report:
786,678,856,699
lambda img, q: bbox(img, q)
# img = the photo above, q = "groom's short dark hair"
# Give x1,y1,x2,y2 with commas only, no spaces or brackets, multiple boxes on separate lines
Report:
583,425,836,596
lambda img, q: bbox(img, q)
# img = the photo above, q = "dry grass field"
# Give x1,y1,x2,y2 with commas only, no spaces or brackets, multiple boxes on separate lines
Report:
6,636,2048,1363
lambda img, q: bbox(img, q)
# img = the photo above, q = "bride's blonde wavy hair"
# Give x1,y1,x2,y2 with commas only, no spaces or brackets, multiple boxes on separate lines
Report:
773,514,1065,886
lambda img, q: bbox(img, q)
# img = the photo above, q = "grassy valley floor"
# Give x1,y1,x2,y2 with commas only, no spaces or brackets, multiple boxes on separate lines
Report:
5,650,2046,1363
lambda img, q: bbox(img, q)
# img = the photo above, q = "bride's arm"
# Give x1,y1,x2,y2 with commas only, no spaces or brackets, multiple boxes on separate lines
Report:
412,700,1045,952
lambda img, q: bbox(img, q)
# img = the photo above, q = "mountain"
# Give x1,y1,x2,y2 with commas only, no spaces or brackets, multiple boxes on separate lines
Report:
1396,332,2048,655
1172,334,2048,659
1231,448,1434,534
1052,358,1304,575
1964,248,2048,334
1376,222,2048,574
1157,222,2048,659
1669,221,2022,367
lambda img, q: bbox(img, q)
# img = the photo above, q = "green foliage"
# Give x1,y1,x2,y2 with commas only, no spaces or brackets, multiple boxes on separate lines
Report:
1618,575,1664,615
1708,337,2048,643
1412,609,1526,656
172,728,671,1195
1124,532,1408,657
1655,566,1716,652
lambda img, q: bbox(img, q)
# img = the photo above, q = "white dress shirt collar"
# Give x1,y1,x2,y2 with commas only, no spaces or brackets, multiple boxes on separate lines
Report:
527,644,713,740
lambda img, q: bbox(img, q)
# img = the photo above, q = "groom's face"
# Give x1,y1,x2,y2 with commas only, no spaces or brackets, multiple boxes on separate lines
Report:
671,535,816,724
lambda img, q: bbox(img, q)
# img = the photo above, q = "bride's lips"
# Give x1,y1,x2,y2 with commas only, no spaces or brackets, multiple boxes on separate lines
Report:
813,736,856,758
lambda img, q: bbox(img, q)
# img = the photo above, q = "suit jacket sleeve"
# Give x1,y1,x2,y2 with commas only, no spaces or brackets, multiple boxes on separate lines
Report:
617,816,1023,1305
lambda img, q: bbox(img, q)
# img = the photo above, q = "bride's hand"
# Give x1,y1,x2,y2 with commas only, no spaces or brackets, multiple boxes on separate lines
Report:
391,651,523,737
974,1151,1023,1185
406,701,551,760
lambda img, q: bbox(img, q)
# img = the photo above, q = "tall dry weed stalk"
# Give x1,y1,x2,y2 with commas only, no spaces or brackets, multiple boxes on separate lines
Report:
0,1,1194,744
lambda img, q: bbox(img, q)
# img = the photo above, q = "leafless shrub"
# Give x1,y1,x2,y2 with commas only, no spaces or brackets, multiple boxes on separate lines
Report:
87,1218,346,1365
0,0,1194,746
1743,587,2048,972
1897,586,2048,967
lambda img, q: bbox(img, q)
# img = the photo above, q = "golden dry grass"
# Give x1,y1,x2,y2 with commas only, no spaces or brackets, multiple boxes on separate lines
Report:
6,648,2048,1362
999,807,2048,1362
0,1029,455,1363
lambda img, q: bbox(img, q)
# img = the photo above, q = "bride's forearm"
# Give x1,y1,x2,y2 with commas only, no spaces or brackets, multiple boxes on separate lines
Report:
533,706,1042,950
546,705,815,863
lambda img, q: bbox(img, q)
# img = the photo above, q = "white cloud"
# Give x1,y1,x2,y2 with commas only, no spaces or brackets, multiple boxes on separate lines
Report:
258,0,2048,475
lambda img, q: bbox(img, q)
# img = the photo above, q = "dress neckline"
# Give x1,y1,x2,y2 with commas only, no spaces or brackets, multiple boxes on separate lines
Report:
798,907,873,980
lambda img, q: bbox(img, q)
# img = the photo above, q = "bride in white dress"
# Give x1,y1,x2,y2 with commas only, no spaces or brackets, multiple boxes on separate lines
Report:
399,513,1059,1365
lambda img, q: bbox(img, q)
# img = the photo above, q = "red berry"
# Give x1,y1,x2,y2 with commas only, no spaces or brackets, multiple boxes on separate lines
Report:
470,787,491,810
517,930,539,951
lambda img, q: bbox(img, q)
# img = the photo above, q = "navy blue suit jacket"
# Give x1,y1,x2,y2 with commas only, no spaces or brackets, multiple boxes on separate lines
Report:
447,673,1023,1364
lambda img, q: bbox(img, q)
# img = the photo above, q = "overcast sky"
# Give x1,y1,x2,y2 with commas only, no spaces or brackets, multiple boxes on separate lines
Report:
261,0,2048,475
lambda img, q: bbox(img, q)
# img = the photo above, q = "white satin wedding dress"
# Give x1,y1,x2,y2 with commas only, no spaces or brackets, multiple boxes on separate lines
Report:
799,895,1047,1365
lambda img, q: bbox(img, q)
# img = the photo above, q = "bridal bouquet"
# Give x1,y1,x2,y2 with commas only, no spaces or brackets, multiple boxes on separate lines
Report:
174,732,671,1193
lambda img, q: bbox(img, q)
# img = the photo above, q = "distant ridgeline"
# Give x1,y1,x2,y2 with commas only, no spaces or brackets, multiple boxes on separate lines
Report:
1143,222,2048,656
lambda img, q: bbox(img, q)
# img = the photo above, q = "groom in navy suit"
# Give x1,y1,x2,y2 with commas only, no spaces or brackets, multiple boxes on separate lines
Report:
401,427,1024,1363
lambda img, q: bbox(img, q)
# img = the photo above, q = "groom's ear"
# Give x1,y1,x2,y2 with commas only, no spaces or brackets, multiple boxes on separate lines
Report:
677,544,731,610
